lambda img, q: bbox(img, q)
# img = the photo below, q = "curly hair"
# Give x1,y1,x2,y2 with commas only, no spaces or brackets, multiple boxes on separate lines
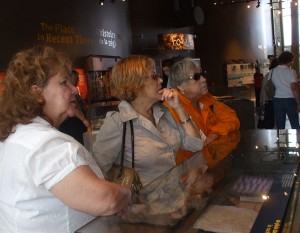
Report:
278,51,294,65
0,46,72,141
111,55,155,101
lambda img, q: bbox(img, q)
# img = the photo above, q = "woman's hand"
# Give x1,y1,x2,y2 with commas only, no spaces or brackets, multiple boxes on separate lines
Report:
204,133,219,146
180,169,214,196
159,88,182,110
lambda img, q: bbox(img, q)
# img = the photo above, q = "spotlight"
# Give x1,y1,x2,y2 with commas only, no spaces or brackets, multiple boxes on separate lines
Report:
99,0,104,6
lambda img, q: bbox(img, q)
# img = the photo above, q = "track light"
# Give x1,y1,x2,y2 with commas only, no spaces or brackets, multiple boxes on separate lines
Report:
256,0,260,8
99,0,125,5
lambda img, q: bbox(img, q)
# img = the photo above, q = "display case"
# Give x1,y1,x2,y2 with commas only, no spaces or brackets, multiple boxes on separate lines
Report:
85,55,121,130
76,130,300,233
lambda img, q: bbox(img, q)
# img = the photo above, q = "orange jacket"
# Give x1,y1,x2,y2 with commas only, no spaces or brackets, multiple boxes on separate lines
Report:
163,92,240,164
204,130,240,168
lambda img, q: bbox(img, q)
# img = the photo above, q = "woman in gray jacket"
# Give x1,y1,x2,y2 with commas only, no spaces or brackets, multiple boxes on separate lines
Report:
92,55,207,186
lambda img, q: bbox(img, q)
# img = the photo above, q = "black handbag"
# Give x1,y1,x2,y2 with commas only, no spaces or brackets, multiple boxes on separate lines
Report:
264,70,275,100
257,100,275,129
107,120,142,202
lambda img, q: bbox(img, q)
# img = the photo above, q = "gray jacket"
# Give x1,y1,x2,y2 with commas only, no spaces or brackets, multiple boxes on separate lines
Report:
92,100,205,186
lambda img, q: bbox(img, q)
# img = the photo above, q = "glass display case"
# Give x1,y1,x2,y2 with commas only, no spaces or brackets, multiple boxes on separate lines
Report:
85,55,121,130
77,130,300,233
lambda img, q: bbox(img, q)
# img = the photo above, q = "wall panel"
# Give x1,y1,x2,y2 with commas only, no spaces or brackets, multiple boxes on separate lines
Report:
0,0,131,68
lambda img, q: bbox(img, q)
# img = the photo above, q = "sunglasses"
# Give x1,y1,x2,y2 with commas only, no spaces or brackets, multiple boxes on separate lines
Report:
187,71,207,81
151,73,162,80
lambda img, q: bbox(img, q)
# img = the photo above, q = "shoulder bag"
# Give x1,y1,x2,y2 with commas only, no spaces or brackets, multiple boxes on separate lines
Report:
264,70,275,100
107,120,142,202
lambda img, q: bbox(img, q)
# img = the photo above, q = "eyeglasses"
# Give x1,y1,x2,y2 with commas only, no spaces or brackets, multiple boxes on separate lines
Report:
151,73,161,80
187,71,207,81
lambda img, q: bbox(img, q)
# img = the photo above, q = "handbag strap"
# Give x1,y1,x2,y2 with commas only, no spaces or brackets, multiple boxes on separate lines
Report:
129,120,135,168
270,70,273,80
119,120,134,175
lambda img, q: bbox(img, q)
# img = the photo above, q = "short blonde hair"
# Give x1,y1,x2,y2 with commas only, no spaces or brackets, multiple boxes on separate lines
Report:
169,58,200,87
112,55,155,101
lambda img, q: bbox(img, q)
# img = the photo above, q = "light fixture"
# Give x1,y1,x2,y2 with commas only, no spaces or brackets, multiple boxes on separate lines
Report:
99,0,125,5
212,0,287,7
256,0,260,8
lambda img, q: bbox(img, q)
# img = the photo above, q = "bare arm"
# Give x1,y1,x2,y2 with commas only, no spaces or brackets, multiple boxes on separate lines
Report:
204,133,219,145
291,82,300,112
51,165,131,216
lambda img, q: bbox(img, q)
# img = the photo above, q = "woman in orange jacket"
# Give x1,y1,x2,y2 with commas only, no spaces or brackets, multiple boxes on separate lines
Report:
164,58,240,164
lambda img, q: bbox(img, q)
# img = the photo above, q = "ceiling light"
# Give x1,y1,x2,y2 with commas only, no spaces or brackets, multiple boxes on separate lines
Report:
256,0,260,7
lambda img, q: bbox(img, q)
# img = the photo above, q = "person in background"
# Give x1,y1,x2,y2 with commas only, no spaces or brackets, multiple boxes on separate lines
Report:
0,71,5,97
165,57,240,164
71,70,89,123
271,51,300,129
253,66,263,109
258,58,278,129
59,70,90,144
260,58,278,106
0,46,131,233
92,55,207,187
161,58,174,89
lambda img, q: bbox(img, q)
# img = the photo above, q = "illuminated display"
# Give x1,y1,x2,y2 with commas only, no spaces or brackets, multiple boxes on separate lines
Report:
158,33,194,50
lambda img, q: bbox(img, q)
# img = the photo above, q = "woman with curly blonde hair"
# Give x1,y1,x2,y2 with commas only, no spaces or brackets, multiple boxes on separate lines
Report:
0,46,131,233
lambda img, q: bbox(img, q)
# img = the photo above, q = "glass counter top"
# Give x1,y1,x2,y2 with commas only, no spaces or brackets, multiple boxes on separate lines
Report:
76,129,300,233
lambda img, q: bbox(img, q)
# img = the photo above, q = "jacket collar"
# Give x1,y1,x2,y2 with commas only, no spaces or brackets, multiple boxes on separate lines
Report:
118,100,165,123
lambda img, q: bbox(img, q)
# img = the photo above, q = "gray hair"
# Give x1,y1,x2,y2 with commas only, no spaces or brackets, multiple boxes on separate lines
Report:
169,58,200,87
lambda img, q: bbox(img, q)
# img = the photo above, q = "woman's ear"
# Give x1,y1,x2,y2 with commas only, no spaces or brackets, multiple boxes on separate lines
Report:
30,85,44,103
177,85,185,94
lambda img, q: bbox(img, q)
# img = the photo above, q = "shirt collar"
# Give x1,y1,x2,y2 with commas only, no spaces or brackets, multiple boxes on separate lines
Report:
32,116,52,127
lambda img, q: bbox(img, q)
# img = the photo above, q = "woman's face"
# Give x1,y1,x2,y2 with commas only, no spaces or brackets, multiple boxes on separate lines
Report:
41,71,78,127
178,69,208,101
137,71,163,104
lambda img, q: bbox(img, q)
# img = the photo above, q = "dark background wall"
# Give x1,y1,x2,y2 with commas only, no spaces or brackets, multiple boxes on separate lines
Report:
0,0,131,69
129,0,197,61
195,1,273,86
128,0,273,86
0,0,273,87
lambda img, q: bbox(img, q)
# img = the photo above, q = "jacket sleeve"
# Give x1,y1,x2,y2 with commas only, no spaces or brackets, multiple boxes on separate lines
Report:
92,112,123,175
207,100,240,136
